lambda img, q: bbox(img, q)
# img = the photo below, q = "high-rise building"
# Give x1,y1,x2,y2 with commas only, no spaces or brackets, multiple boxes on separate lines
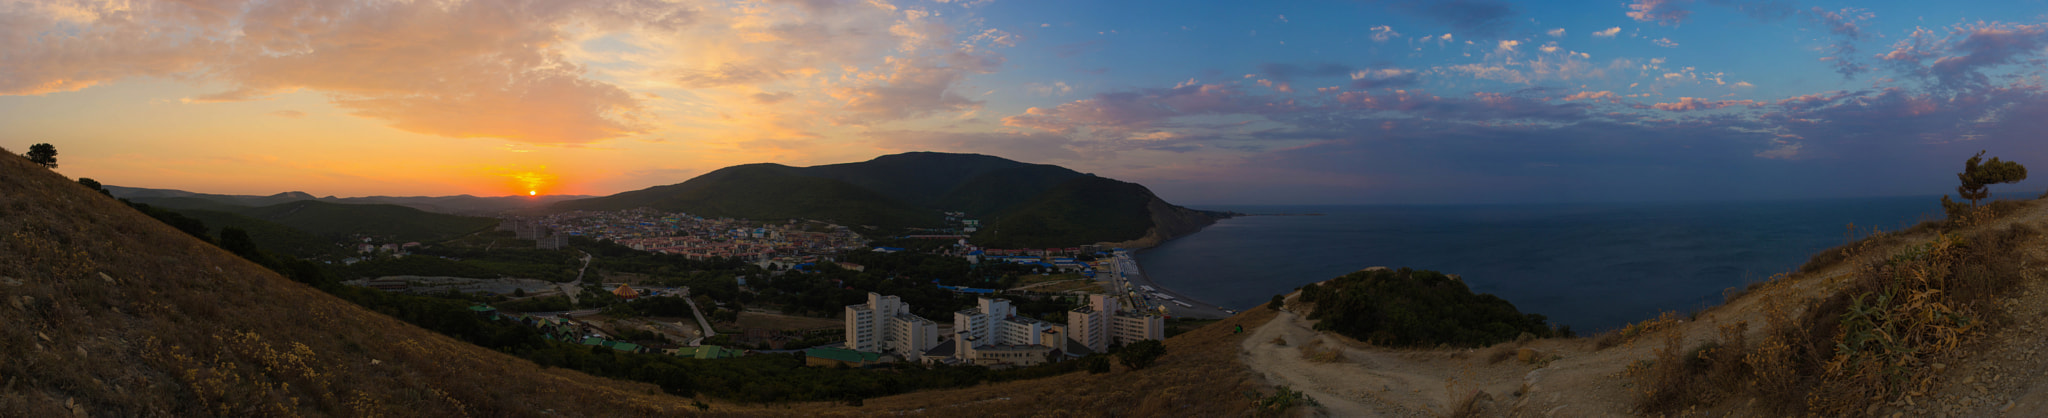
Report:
947,297,1063,367
1067,294,1164,353
844,292,939,360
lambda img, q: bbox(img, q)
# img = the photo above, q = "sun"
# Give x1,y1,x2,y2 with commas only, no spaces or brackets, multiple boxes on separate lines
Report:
529,190,537,196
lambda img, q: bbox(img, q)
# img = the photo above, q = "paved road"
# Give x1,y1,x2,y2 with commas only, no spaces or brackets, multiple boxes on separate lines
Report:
559,251,593,304
1108,250,1238,319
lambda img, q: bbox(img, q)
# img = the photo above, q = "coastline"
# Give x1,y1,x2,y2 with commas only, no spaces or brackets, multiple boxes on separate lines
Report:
1111,250,1237,319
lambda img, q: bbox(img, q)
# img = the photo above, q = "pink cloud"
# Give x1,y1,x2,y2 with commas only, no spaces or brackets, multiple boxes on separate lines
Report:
1626,0,1692,26
1650,97,1760,111
1561,91,1622,103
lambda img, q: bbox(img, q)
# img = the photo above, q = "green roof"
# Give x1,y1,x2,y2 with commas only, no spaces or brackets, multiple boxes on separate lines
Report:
581,337,606,346
804,347,881,363
608,341,643,352
467,305,497,312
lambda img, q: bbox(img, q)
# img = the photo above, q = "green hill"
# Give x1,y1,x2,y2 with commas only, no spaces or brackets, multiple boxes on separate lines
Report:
232,200,499,243
551,164,940,228
969,176,1155,248
553,152,1222,247
177,209,347,258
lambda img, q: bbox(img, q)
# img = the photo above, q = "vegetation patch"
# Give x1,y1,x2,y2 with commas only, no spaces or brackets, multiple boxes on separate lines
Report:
1295,267,1563,348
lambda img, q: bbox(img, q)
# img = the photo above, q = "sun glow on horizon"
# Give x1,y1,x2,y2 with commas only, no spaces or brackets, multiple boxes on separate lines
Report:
507,170,557,197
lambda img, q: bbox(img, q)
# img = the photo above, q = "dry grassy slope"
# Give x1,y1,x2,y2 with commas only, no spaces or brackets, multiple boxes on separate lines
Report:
1241,199,2048,417
0,149,719,417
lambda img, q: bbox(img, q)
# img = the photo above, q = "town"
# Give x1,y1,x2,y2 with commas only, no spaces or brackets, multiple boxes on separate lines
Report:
334,208,1212,379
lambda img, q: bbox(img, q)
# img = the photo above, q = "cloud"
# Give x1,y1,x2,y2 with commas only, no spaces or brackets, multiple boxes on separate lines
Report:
1002,83,1256,135
751,92,797,104
1881,22,2048,89
1561,91,1622,103
1349,68,1421,89
1370,26,1401,42
1547,28,1566,37
1652,38,1679,48
836,52,999,122
1497,40,1520,52
1593,27,1622,38
1027,81,1075,96
1626,0,1693,26
1649,97,1760,111
1379,0,1521,37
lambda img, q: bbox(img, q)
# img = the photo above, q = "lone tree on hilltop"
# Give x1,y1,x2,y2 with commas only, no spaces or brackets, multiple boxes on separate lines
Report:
23,143,57,168
1956,150,2027,206
1943,150,2027,219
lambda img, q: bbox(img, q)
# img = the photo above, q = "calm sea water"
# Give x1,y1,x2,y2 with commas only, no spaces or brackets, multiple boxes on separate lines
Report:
1137,196,1961,332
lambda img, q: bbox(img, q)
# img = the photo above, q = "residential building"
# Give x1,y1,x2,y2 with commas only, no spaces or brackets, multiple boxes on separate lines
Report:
844,292,940,360
1068,294,1165,353
937,297,1071,367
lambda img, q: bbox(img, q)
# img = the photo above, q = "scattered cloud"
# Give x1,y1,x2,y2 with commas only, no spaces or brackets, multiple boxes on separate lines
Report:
1547,28,1566,37
1593,27,1622,38
1371,26,1402,42
1652,38,1680,48
1627,0,1694,26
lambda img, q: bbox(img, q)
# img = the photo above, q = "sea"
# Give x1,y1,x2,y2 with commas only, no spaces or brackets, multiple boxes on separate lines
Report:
1135,195,1989,332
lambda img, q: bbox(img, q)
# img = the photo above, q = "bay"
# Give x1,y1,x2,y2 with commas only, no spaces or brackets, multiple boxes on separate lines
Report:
1137,195,1958,332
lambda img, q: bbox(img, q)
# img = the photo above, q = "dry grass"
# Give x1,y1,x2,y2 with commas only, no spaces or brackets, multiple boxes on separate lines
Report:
1594,310,1682,350
1630,201,2042,416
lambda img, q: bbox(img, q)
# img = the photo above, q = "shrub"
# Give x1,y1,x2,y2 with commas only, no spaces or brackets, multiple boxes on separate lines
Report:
1299,268,1555,348
1117,340,1165,370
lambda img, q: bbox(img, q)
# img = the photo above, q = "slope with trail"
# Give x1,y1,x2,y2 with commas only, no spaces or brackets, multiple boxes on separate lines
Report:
1241,199,2048,417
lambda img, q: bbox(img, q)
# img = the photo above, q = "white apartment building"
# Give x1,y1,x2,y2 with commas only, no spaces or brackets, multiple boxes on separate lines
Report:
1067,294,1165,353
844,292,939,360
937,297,1069,367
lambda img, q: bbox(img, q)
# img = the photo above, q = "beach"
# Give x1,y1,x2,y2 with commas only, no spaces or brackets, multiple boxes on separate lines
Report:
1106,250,1235,319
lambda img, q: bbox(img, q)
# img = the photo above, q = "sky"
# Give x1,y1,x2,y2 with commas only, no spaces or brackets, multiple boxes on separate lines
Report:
3,0,2047,205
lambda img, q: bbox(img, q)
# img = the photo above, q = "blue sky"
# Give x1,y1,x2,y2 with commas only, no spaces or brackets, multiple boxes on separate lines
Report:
2,0,2046,204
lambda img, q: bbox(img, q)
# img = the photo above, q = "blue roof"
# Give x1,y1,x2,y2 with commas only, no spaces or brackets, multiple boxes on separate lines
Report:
877,247,906,252
936,284,997,294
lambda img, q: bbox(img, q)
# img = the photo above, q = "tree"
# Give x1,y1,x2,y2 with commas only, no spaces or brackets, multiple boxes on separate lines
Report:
1955,150,2027,207
23,143,56,168
1269,294,1286,311
77,178,110,196
1116,339,1165,370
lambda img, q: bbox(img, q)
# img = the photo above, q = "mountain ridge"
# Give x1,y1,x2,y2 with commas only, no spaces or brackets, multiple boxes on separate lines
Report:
554,152,1225,248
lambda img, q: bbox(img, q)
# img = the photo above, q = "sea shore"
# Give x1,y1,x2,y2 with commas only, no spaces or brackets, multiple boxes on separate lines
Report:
1108,250,1238,320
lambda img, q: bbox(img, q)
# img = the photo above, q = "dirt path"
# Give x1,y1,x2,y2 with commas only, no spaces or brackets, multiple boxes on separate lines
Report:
1241,200,2048,417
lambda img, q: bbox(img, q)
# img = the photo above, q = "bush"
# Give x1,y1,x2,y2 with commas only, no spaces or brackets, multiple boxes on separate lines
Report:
1300,268,1556,348
1116,340,1165,370
1268,294,1285,310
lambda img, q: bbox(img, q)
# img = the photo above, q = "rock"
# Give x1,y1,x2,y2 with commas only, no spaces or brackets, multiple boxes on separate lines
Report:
0,277,18,286
1963,375,1976,385
2005,400,2018,412
1934,363,1948,372
1517,348,1543,363
97,272,113,284
1867,403,1882,416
